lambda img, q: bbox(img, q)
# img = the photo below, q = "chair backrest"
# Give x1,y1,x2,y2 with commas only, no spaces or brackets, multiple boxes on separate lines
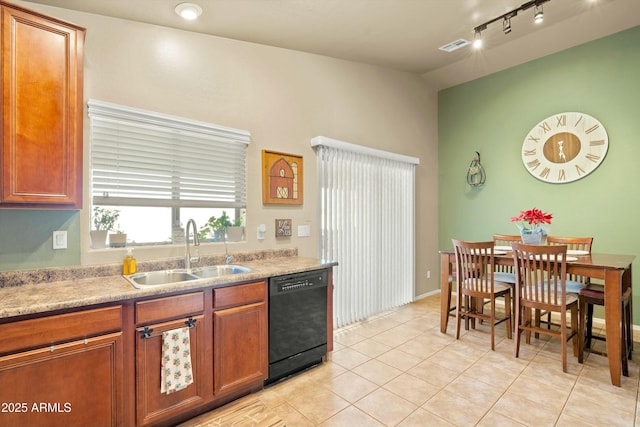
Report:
547,236,593,284
511,242,568,307
547,236,593,252
493,234,521,274
452,239,497,295
493,234,521,248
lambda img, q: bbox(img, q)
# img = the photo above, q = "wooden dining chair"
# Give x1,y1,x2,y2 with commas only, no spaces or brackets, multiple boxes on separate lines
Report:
540,236,593,334
548,237,634,373
545,235,627,365
578,284,632,375
452,239,512,350
492,234,521,284
511,242,580,372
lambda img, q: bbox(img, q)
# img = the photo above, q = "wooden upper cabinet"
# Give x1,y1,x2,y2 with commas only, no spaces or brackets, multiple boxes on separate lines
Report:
0,2,85,208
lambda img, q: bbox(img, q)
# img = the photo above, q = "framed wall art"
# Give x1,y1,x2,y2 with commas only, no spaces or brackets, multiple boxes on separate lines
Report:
262,150,303,205
275,219,292,238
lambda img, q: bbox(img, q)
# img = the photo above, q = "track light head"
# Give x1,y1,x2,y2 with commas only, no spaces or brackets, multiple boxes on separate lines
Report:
503,17,512,34
472,27,484,49
534,4,544,24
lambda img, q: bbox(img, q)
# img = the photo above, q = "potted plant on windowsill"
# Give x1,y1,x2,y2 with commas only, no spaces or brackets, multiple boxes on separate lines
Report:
226,216,244,242
108,226,127,248
91,207,120,249
198,212,231,242
198,211,244,242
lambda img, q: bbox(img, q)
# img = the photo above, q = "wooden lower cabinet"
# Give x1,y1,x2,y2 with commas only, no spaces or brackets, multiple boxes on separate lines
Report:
135,315,208,426
213,301,268,396
134,292,209,426
0,332,123,427
0,275,317,426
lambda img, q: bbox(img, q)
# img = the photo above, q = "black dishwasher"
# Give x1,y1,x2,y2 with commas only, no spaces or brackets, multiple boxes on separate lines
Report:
266,269,328,384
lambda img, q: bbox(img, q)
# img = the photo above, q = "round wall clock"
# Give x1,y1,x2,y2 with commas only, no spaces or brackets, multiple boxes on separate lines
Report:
521,112,608,184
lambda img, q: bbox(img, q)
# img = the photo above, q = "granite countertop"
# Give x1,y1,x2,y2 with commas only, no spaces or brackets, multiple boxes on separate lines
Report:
0,248,337,320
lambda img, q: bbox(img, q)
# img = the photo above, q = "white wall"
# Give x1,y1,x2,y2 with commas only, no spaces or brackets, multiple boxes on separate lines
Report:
18,1,440,297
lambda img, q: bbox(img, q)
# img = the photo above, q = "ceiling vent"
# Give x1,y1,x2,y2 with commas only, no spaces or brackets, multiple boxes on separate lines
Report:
438,39,470,52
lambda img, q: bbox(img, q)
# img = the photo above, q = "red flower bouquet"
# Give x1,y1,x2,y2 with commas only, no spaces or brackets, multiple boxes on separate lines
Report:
510,208,552,233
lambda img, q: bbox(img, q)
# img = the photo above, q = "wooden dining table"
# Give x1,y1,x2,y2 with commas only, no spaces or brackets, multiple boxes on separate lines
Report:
439,249,635,387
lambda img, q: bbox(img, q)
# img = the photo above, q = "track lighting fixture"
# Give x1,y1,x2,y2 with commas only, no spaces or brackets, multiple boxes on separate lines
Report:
534,4,544,23
472,0,550,48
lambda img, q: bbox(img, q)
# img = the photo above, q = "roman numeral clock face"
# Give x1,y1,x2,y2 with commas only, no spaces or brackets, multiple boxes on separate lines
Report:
521,112,608,183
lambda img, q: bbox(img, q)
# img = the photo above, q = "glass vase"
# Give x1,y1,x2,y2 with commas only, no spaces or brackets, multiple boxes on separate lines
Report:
520,229,546,245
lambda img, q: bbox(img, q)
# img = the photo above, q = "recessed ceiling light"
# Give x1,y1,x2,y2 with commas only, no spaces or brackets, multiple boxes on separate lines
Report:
175,3,202,20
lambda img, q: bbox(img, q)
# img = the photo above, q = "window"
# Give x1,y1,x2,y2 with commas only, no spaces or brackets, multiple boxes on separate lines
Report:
88,100,250,245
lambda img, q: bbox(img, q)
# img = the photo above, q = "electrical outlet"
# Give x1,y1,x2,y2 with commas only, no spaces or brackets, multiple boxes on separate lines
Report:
427,270,431,279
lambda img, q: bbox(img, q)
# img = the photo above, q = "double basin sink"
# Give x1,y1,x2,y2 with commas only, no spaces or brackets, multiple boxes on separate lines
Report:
124,265,251,289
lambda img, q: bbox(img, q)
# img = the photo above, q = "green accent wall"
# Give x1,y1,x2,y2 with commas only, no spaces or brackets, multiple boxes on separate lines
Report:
439,25,640,321
0,210,81,270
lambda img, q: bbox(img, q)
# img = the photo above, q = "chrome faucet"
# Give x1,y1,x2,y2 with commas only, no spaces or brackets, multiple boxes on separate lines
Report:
223,226,234,265
185,219,200,270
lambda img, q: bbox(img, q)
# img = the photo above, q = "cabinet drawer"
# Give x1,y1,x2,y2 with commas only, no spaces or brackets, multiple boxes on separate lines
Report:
136,292,204,325
213,281,266,310
0,305,122,355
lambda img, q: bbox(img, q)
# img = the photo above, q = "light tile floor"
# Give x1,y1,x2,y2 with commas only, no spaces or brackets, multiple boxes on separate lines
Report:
253,294,639,426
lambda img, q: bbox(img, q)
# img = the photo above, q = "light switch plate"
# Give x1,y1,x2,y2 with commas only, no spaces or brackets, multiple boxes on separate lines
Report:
53,230,67,249
257,224,266,240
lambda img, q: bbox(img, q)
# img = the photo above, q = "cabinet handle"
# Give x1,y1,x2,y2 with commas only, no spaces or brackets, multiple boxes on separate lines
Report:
139,317,197,340
185,317,197,329
140,326,154,339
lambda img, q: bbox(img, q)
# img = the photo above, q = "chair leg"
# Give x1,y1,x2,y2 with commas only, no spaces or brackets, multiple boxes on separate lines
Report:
525,307,532,344
561,309,568,373
455,292,463,340
585,302,594,348
514,301,521,358
571,305,579,359
505,293,512,340
622,310,629,377
622,297,632,376
579,296,586,363
625,299,633,360
490,298,496,351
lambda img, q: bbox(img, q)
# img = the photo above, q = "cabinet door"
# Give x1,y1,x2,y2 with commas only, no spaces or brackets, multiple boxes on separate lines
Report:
213,301,267,396
1,5,85,208
0,332,123,427
135,315,207,426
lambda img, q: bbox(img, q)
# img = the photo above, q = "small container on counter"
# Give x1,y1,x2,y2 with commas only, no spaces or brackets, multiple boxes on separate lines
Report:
123,248,137,275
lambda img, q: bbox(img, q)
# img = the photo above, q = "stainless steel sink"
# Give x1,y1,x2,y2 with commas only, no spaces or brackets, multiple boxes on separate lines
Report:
191,265,251,279
124,265,251,288
125,269,199,288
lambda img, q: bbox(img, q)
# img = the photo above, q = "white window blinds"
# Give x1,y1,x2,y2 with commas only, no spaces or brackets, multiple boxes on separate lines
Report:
88,100,250,208
312,136,419,328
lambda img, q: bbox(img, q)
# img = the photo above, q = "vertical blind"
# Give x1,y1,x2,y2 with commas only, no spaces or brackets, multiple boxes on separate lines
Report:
88,99,250,208
312,136,419,328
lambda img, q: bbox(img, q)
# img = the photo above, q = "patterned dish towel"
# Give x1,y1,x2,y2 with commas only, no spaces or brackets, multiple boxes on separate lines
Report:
161,327,194,394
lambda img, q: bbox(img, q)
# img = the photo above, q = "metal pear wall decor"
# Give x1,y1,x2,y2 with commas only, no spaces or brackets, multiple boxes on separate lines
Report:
262,150,303,205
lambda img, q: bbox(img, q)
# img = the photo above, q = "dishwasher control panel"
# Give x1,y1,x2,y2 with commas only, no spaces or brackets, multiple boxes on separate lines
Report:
269,270,327,295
